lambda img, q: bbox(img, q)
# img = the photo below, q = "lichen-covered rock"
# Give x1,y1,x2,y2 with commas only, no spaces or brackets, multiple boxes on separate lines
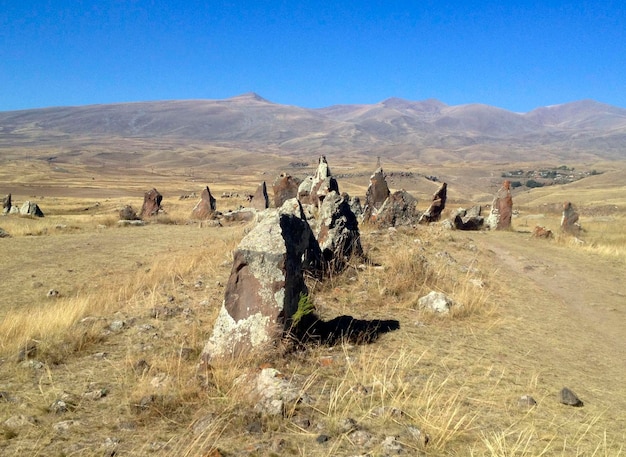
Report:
487,180,513,230
314,191,363,272
202,199,321,360
2,193,11,214
363,167,390,222
119,205,139,221
20,201,44,217
191,186,217,220
418,291,456,313
559,387,583,407
308,156,339,208
419,182,447,224
453,206,484,230
140,188,162,218
272,173,300,208
372,190,420,227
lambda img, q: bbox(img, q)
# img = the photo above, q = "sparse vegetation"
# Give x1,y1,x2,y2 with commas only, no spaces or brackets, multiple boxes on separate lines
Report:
1,159,625,456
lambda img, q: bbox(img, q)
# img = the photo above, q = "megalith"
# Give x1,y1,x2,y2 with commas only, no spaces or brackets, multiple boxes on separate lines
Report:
560,202,580,234
308,156,340,208
453,206,484,230
487,180,513,230
250,182,270,211
140,188,163,218
362,167,390,222
20,201,44,217
191,186,217,220
373,190,420,227
2,194,11,214
202,199,322,360
272,173,300,208
419,182,447,224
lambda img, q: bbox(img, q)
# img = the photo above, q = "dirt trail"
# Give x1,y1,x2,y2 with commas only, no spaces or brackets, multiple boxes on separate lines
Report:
483,231,626,359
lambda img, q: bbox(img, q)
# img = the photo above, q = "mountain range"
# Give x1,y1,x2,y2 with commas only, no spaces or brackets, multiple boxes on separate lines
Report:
1,93,625,164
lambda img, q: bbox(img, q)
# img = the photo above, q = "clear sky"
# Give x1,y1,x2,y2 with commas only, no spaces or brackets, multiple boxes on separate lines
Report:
1,0,625,112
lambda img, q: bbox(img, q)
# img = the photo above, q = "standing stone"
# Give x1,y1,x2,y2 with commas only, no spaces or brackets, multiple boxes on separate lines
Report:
191,186,217,220
560,202,580,234
201,199,321,360
140,188,162,218
487,180,513,230
363,167,390,222
315,191,363,272
308,156,339,208
2,194,11,214
272,173,300,208
20,201,44,217
250,182,269,211
419,182,447,224
297,176,314,203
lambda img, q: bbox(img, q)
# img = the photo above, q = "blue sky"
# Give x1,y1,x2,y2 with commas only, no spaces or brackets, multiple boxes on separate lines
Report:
1,0,625,112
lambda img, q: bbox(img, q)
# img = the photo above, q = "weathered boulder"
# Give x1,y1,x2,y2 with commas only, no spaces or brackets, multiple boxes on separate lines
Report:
314,191,363,272
2,194,10,214
559,387,583,407
372,190,420,227
272,173,300,208
250,182,270,211
201,199,321,360
362,167,390,222
418,291,456,314
532,225,553,239
221,209,255,223
452,206,484,230
297,176,314,203
20,201,44,217
560,202,580,234
308,156,339,208
348,195,363,218
487,180,513,230
0,227,10,238
140,188,162,218
418,182,447,224
191,186,217,220
119,205,139,221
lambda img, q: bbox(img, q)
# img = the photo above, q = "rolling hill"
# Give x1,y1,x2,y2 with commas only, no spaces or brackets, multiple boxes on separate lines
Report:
1,93,625,165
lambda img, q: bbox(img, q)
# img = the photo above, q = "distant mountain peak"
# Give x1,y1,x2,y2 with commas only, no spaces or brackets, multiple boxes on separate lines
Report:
228,92,272,103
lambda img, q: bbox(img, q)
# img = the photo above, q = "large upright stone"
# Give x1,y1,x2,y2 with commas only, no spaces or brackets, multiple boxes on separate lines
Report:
250,182,269,211
308,156,339,208
487,180,513,230
202,199,321,360
272,173,300,208
191,186,217,219
363,167,390,222
419,182,447,224
2,194,11,214
140,188,162,218
315,191,363,272
561,202,580,234
20,201,44,217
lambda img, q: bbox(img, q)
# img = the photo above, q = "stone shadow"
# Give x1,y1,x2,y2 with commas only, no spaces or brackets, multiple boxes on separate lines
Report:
295,314,400,345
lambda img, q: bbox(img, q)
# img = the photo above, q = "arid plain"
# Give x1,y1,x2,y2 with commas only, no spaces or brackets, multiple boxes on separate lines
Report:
1,96,625,456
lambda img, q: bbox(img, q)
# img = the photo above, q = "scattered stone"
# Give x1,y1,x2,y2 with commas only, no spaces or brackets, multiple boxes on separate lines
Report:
0,227,10,238
119,205,139,221
83,388,108,401
2,193,10,213
292,415,312,430
3,414,38,428
49,399,70,414
20,201,44,217
363,167,390,222
272,173,300,207
316,434,331,444
487,180,513,230
518,395,537,407
339,417,358,433
191,186,217,219
140,188,163,218
53,420,80,432
221,208,256,223
370,406,404,418
46,289,60,299
118,219,145,226
419,182,447,224
453,206,484,230
347,429,373,447
407,425,430,446
561,202,581,234
250,181,270,210
559,387,583,407
109,320,125,332
246,420,263,434
418,291,456,314
532,225,553,238
133,359,151,375
381,435,404,454
150,306,182,319
251,368,310,416
201,200,321,360
16,340,38,362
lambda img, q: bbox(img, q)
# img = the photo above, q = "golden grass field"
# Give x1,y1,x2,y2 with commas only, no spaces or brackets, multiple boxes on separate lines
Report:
0,157,625,456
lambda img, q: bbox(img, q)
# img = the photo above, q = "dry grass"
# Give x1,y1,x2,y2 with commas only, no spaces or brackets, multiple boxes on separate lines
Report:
1,160,625,456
